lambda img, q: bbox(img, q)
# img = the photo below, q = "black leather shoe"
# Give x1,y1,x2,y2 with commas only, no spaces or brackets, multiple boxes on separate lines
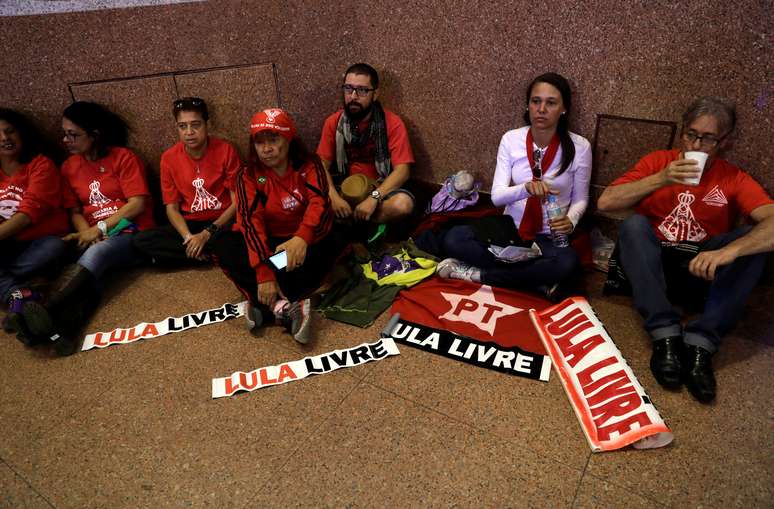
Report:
683,345,716,403
650,336,683,389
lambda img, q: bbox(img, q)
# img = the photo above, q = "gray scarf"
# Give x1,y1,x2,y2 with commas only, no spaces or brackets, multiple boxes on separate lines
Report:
334,101,391,180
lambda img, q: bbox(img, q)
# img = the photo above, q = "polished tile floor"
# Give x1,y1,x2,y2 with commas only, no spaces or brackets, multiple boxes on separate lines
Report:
1,266,771,508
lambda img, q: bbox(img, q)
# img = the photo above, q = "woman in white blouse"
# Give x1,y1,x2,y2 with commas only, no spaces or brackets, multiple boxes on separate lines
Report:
436,73,592,299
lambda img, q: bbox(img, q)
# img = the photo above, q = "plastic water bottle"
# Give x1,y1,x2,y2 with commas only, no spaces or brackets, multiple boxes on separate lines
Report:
546,195,569,247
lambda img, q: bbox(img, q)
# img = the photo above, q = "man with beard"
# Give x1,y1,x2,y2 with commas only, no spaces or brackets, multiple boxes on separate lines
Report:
317,63,415,224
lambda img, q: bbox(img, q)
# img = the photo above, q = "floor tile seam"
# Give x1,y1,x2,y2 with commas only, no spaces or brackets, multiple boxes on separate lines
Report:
114,276,180,303
580,468,681,507
0,455,57,509
357,378,589,475
569,453,591,508
244,376,369,509
129,272,243,310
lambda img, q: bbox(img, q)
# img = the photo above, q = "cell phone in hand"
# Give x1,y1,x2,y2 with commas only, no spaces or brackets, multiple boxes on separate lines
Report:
268,250,288,271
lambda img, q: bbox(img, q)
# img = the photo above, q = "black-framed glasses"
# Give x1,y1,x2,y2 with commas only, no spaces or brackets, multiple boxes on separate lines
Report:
531,149,543,179
341,85,374,96
682,130,725,149
174,97,205,110
62,131,83,141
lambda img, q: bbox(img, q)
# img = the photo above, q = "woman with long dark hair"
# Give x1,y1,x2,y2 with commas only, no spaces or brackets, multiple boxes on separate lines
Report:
212,108,338,344
21,101,154,355
0,109,69,341
435,73,592,298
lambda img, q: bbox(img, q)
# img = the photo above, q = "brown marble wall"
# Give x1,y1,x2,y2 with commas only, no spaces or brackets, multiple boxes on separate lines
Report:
1,0,771,195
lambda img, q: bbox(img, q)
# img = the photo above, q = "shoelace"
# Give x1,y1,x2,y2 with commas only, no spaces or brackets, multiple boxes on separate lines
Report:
286,302,303,329
274,301,300,333
453,264,475,279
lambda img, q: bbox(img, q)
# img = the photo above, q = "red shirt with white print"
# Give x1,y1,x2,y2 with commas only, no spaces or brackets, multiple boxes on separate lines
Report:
0,154,69,241
61,146,154,230
235,157,332,283
160,136,241,222
611,149,773,242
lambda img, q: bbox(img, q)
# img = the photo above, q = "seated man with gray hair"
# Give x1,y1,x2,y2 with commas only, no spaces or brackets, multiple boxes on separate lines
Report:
598,96,774,404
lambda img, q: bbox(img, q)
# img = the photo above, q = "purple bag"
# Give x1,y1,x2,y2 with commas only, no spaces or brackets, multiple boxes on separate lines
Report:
427,170,480,213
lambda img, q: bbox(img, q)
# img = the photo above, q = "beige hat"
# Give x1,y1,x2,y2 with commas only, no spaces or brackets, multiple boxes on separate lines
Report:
340,174,376,207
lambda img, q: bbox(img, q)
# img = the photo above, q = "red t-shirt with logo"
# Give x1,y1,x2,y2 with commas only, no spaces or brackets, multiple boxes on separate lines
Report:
160,136,241,222
0,154,70,241
235,159,332,283
611,149,773,242
316,107,414,180
61,146,154,230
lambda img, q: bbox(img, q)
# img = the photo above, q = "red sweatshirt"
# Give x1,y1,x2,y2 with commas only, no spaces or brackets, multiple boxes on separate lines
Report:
0,154,69,241
235,157,332,283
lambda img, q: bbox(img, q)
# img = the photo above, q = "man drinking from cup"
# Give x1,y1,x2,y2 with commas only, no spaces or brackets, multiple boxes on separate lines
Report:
597,96,774,404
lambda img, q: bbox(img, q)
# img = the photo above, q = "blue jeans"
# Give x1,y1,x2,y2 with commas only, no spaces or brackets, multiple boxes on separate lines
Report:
77,234,142,280
0,236,67,301
618,214,767,353
440,224,579,289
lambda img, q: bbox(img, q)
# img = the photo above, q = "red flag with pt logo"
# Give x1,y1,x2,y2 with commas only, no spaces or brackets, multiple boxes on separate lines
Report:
388,278,552,381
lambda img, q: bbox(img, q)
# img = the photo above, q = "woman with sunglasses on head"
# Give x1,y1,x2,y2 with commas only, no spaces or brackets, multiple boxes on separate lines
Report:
435,73,592,300
133,97,240,265
0,109,69,341
21,101,154,355
212,108,339,344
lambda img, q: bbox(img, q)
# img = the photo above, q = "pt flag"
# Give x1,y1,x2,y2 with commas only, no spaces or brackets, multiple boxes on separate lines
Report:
390,278,552,381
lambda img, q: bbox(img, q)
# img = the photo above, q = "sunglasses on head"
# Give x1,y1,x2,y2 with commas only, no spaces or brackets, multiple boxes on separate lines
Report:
173,97,205,110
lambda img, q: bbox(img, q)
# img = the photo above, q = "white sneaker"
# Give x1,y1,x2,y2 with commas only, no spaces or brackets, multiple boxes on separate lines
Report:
436,258,480,282
278,298,313,344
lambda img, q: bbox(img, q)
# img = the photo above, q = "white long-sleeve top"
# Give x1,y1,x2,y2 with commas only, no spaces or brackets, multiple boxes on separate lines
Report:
491,126,592,234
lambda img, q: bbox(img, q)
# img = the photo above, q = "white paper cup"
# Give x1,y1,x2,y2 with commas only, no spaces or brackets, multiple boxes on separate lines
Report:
684,151,708,185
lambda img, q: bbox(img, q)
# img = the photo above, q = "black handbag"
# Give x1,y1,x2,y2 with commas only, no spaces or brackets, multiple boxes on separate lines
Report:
464,214,528,247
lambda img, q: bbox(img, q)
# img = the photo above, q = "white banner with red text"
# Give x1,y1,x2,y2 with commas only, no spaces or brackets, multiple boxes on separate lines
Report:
81,302,245,351
212,337,400,398
530,297,673,452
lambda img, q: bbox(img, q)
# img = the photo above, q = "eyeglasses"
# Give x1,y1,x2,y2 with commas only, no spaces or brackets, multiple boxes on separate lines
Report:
174,97,205,110
62,131,83,141
341,85,374,96
682,130,726,149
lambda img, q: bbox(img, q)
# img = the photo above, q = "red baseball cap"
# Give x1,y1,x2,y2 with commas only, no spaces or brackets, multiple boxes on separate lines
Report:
249,108,297,141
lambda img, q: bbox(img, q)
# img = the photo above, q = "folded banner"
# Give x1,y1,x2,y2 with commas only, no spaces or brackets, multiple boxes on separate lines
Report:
385,317,551,381
212,337,401,398
530,297,673,452
390,278,552,382
81,302,245,351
